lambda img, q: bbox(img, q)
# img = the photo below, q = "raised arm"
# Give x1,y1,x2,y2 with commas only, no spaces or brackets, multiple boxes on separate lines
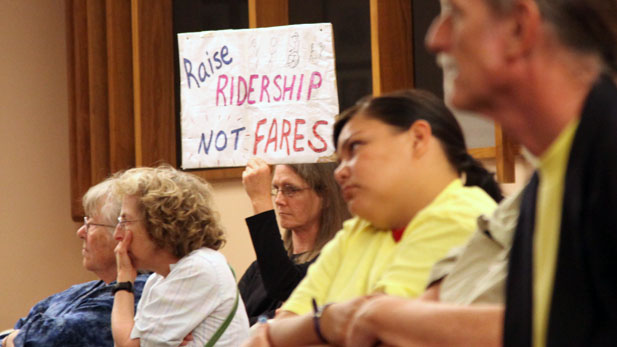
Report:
242,158,315,301
245,210,314,301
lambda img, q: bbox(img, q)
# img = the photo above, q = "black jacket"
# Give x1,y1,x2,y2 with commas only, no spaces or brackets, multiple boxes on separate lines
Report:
238,210,315,325
505,74,617,346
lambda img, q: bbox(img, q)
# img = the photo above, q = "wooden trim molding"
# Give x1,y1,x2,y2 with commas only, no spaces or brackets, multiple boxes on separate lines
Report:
66,0,90,220
370,0,414,95
249,0,288,28
192,168,246,182
87,0,111,184
106,0,135,172
495,124,517,183
469,143,521,183
469,146,497,160
131,0,176,167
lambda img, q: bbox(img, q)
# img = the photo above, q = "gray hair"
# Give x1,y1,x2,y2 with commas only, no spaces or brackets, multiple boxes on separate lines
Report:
486,0,617,72
82,177,121,227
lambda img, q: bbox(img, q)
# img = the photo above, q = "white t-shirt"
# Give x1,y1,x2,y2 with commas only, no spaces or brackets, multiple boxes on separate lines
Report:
131,248,249,346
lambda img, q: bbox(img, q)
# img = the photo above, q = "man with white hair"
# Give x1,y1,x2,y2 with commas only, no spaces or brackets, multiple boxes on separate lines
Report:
427,0,617,345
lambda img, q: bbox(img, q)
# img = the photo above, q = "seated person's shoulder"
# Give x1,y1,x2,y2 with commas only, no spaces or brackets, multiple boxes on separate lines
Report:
451,185,497,212
481,188,524,247
342,215,367,230
330,216,372,241
419,183,497,226
169,249,235,285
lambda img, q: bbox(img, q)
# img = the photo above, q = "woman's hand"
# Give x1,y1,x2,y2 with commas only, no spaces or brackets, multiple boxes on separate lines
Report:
179,332,193,346
242,158,274,214
241,323,271,347
114,229,137,283
2,330,19,347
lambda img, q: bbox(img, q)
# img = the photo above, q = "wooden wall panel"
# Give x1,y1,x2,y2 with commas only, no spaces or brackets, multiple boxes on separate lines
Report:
131,0,176,167
65,0,519,219
469,147,497,160
370,0,414,95
87,0,111,184
106,0,135,172
193,168,245,182
66,0,91,220
495,124,517,183
249,0,288,28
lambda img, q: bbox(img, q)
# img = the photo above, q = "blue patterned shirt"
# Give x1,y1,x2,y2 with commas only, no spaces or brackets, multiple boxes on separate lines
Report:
5,274,148,347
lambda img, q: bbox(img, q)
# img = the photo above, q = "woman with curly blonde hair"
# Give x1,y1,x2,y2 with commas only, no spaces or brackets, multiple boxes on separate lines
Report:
111,165,249,347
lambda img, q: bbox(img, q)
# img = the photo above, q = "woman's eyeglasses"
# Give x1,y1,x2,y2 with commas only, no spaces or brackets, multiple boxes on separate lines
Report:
270,185,311,198
116,216,143,231
83,217,116,234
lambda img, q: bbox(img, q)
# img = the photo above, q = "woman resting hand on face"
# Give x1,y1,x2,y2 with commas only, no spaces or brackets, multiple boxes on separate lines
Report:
242,89,502,347
238,158,350,325
111,166,249,347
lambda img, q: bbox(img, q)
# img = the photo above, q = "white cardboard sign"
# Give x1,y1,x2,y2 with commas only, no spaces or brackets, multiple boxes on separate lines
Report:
178,23,339,169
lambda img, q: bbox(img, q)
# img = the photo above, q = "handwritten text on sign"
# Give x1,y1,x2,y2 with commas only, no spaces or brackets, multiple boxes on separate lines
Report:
178,23,339,169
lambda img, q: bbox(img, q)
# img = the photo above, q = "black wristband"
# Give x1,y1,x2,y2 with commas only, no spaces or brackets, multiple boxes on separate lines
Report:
311,298,331,344
112,281,134,295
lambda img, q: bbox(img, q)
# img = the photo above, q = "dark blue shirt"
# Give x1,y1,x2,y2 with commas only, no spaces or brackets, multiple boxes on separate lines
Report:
6,274,148,347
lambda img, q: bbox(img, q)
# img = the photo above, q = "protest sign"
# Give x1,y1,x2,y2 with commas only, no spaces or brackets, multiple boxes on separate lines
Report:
178,23,338,169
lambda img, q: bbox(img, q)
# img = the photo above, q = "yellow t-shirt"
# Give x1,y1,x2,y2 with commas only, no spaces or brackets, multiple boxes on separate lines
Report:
533,119,579,347
281,179,497,314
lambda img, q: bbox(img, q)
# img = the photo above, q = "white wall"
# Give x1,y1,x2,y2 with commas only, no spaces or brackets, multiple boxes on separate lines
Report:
0,0,93,327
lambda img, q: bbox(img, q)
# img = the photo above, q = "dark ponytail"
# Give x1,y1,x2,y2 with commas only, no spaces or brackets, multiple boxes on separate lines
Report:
334,89,503,202
451,151,503,202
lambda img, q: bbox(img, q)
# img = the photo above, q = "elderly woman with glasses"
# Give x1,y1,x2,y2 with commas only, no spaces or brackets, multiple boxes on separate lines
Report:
111,166,249,347
238,160,350,325
1,178,149,347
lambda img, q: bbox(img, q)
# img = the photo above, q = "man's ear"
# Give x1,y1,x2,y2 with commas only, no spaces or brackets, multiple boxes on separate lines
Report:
407,120,432,158
504,0,542,60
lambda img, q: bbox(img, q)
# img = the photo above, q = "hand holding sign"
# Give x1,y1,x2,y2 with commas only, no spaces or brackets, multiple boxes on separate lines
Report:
242,158,274,215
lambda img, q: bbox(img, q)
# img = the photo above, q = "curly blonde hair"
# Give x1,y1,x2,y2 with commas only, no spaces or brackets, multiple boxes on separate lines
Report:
113,165,226,258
